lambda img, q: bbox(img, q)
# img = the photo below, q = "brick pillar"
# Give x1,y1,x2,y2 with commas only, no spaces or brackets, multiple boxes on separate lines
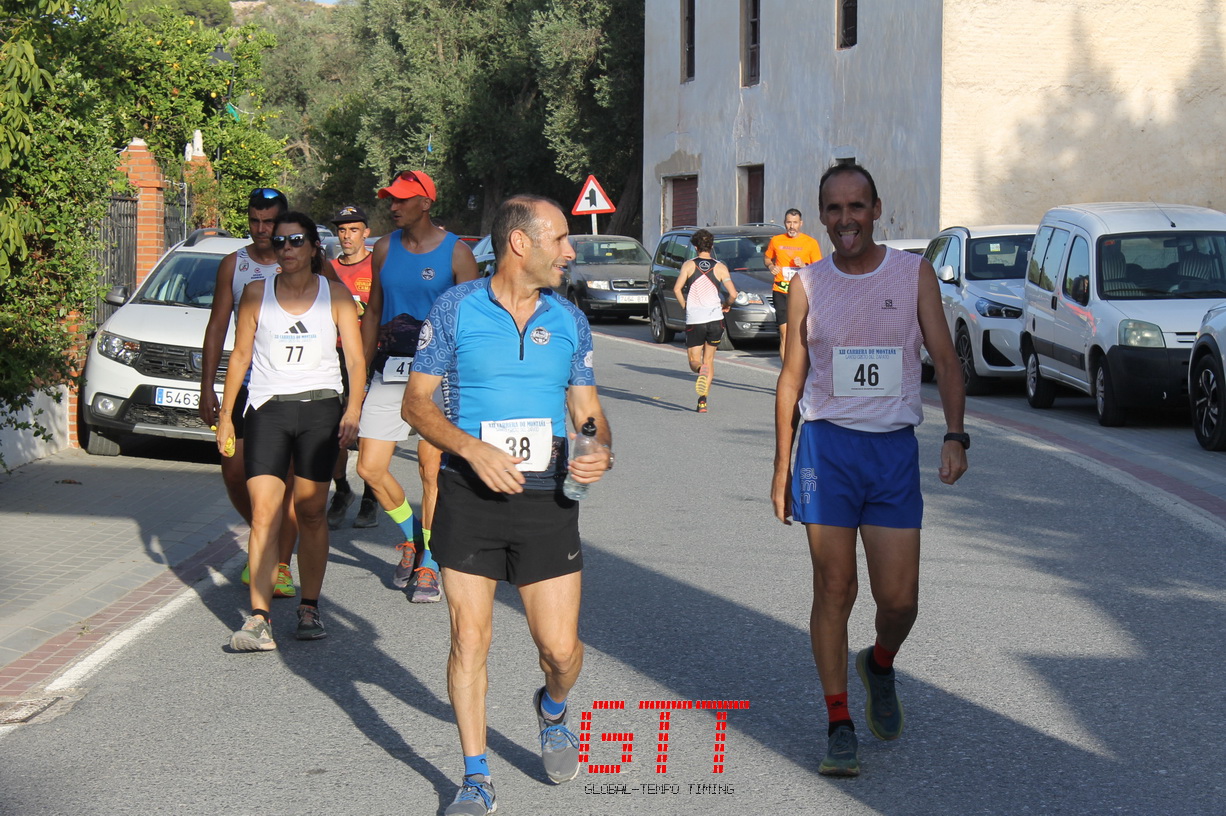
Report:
72,139,168,448
118,138,167,287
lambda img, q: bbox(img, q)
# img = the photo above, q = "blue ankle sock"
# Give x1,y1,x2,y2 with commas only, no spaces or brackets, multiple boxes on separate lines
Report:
463,754,489,778
540,689,566,719
418,524,438,572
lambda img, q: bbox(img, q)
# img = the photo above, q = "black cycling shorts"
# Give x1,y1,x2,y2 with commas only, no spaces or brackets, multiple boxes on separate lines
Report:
432,467,581,585
243,396,341,482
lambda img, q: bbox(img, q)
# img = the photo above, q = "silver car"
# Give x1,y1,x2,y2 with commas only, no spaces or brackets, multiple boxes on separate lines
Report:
563,235,652,319
924,225,1036,395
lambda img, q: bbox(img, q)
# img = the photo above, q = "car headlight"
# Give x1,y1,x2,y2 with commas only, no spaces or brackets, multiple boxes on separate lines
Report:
1119,319,1165,348
734,292,763,306
586,280,610,290
96,331,142,366
974,297,1022,319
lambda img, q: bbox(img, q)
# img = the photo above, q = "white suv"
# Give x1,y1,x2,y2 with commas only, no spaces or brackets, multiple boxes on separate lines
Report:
81,230,247,455
1021,203,1226,426
923,225,1036,395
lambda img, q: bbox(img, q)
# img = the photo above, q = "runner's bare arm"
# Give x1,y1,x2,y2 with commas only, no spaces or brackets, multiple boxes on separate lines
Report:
673,259,695,310
718,262,738,310
199,251,238,426
362,236,391,368
215,281,261,454
402,371,527,494
565,385,612,485
452,240,479,284
917,260,968,485
772,274,811,523
332,281,365,449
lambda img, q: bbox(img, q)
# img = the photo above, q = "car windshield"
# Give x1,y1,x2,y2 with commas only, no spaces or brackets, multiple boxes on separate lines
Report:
1099,232,1226,299
966,236,1033,281
571,239,650,265
137,251,223,308
710,235,774,276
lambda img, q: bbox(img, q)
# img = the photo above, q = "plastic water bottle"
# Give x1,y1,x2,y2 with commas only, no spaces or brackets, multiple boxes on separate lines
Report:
562,416,600,501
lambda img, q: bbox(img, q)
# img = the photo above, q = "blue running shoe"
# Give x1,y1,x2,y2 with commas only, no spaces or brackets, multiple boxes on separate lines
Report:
857,647,904,740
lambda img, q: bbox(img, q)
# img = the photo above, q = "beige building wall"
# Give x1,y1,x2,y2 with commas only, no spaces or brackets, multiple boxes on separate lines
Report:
642,0,943,252
940,0,1226,227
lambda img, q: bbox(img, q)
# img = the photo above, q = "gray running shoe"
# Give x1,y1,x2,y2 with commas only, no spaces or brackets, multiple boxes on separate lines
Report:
410,566,442,603
294,605,327,640
326,490,354,529
391,541,417,588
534,686,580,783
353,496,380,528
857,647,904,740
230,615,276,652
444,774,496,816
818,724,860,777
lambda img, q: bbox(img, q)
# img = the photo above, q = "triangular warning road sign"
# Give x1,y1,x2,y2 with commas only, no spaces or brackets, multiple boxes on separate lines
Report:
572,175,617,215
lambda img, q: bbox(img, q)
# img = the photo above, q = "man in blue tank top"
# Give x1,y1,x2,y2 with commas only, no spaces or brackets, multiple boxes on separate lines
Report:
405,195,613,816
357,170,478,603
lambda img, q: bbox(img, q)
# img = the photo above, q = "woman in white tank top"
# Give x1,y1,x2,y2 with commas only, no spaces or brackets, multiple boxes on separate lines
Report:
216,212,367,651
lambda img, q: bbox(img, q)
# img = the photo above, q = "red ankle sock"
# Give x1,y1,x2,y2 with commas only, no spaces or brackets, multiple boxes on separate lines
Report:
873,642,898,670
825,692,849,723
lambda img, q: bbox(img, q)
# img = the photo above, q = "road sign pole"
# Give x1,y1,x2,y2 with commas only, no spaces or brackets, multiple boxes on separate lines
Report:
590,213,598,235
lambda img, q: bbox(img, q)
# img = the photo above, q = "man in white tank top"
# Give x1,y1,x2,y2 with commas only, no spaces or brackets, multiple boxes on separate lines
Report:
772,164,969,777
672,229,737,413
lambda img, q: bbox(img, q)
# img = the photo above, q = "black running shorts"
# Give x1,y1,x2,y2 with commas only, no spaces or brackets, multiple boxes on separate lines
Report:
244,396,342,482
772,291,788,326
685,319,725,348
432,467,581,585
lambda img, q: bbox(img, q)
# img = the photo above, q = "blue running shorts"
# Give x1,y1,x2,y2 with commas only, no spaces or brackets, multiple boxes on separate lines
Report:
790,420,923,529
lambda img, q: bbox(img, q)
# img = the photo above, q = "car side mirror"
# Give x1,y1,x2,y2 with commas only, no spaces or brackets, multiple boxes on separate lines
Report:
104,285,129,306
937,264,957,283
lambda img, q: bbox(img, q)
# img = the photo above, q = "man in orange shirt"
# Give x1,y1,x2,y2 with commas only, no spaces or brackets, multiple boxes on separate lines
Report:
765,208,822,361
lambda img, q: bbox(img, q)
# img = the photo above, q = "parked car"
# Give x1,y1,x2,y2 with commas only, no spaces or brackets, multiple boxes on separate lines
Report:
1189,303,1226,449
647,224,784,345
80,229,247,455
923,225,1037,394
562,235,652,318
470,234,496,277
1021,202,1226,426
880,237,929,255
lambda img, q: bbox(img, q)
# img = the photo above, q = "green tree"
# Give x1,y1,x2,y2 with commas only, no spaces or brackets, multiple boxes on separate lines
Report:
127,0,233,27
529,0,643,236
0,0,125,463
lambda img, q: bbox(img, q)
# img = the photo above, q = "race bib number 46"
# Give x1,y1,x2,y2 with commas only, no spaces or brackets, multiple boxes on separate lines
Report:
480,417,551,472
832,347,903,397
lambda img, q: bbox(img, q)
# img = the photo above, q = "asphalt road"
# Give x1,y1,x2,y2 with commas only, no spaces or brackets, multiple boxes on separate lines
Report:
2,324,1225,815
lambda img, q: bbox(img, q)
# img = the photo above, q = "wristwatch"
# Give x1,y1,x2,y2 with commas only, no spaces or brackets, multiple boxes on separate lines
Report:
604,447,616,471
943,432,970,450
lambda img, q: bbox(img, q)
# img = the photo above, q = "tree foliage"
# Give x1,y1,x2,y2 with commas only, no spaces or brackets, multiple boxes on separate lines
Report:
127,0,233,27
0,0,283,460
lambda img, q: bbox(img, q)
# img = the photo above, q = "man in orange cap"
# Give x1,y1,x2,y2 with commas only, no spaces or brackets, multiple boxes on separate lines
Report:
356,171,478,603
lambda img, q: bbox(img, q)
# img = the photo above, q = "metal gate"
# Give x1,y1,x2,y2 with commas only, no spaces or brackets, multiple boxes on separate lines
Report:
93,196,137,324
164,182,192,248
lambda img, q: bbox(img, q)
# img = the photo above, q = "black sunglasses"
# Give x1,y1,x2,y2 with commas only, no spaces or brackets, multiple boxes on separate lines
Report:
270,233,308,250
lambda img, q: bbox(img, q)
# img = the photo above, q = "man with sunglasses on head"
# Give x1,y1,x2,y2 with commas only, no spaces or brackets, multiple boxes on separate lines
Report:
200,188,342,596
357,170,478,603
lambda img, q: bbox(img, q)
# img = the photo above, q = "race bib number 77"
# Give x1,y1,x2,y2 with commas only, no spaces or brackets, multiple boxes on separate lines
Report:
832,347,903,397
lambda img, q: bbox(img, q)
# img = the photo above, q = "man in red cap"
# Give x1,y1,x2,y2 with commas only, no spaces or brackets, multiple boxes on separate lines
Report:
356,171,478,603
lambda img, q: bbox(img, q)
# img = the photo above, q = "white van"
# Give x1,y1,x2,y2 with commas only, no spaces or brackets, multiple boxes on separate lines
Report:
1021,203,1226,426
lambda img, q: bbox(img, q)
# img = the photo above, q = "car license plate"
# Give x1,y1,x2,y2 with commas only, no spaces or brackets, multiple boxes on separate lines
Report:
155,387,200,409
618,294,648,304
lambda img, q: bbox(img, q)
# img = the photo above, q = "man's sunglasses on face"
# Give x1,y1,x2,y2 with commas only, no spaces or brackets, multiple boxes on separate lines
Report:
270,234,307,250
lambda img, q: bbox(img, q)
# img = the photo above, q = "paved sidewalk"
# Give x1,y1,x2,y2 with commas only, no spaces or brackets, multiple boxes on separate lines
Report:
0,445,243,698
